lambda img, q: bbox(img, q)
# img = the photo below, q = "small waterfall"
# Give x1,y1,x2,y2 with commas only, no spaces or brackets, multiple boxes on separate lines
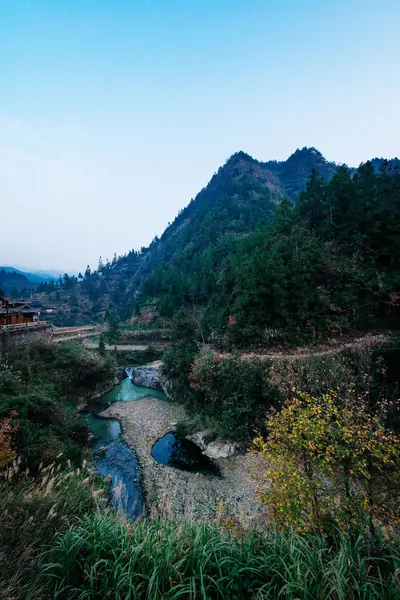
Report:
125,367,134,379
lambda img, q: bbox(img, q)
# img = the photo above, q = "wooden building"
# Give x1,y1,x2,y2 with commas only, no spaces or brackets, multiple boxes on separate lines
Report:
0,297,40,327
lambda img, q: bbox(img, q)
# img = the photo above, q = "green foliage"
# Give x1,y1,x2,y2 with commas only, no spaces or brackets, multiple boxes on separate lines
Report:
0,462,107,599
36,513,400,599
0,341,114,469
106,311,121,344
2,462,400,599
115,345,163,366
187,349,282,439
253,390,400,534
163,309,199,381
98,333,106,356
143,159,399,348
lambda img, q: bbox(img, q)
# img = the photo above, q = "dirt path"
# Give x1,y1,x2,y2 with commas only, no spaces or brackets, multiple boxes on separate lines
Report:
100,399,265,526
221,333,388,362
53,331,100,343
84,341,168,351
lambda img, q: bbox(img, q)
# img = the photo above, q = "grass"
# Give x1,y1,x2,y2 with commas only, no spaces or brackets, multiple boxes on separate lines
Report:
38,514,400,599
2,461,399,599
0,460,108,599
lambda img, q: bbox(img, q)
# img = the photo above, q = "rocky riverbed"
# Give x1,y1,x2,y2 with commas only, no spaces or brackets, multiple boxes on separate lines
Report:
100,397,267,526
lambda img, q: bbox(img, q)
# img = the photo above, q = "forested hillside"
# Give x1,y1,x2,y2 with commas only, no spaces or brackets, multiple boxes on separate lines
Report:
0,268,34,296
151,159,400,347
33,148,399,340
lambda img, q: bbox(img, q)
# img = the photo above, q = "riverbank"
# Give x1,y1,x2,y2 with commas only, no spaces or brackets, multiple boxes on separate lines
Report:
77,377,119,412
100,397,266,526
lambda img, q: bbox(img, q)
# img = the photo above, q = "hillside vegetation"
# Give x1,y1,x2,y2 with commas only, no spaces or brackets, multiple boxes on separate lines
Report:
31,148,399,346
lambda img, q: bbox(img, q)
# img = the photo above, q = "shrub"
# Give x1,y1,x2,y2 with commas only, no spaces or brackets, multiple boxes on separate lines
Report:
253,389,400,534
0,341,115,469
187,349,282,440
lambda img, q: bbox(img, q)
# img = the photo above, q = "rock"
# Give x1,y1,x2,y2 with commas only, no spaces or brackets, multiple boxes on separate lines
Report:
131,362,163,390
186,431,209,450
203,441,239,460
116,366,127,380
187,431,240,459
158,372,174,398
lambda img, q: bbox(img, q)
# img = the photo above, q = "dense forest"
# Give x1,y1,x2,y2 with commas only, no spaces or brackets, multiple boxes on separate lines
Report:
29,148,400,339
144,159,400,347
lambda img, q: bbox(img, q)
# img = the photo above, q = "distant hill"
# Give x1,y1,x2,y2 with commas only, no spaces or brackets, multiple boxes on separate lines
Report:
0,268,34,295
2,266,66,282
0,266,62,297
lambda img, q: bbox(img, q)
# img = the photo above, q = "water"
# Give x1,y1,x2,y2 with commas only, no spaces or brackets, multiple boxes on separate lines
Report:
85,377,165,518
152,432,220,476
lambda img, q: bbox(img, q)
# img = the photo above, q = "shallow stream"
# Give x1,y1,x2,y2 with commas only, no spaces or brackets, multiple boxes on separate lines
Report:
85,377,165,518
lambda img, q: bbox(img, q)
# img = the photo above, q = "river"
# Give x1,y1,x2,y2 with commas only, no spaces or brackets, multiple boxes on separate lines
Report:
85,376,165,518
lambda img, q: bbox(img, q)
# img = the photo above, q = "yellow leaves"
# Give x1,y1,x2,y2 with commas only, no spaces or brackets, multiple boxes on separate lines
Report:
252,387,400,534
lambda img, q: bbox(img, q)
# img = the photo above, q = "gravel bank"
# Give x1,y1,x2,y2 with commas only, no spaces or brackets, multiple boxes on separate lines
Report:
100,398,266,526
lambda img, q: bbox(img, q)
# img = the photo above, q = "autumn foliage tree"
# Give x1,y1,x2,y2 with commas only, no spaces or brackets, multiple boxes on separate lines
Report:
253,390,400,535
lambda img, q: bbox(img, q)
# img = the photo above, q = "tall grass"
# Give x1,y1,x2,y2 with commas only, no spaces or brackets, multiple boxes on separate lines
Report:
40,513,400,599
1,463,400,599
0,460,107,599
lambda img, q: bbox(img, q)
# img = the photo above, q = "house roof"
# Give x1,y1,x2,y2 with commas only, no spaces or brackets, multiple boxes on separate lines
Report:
0,297,39,315
0,305,38,315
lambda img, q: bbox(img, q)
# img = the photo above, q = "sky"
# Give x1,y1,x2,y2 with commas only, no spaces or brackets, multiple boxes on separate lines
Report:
1,0,399,272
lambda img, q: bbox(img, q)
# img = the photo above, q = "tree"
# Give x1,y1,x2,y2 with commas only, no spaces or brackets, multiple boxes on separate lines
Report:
98,334,106,357
106,312,120,345
163,309,198,381
253,390,399,534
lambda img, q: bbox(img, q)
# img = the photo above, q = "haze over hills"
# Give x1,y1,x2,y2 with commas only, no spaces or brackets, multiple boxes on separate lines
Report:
0,265,67,296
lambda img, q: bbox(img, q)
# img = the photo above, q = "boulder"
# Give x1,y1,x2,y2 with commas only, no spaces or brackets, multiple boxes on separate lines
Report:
203,440,239,460
132,362,163,390
187,431,240,459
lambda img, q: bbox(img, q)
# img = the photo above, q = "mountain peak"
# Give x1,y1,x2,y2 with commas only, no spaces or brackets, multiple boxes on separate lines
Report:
287,147,326,163
225,151,257,167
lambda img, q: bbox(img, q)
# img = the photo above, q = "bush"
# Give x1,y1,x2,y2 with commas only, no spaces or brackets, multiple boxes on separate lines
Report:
253,389,400,535
115,345,163,366
187,349,282,440
0,341,115,469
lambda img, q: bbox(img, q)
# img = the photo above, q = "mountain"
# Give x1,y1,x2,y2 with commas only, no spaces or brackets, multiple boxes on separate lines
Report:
5,266,67,282
0,266,55,284
0,268,34,295
42,146,336,323
0,266,66,297
20,268,66,280
102,147,338,293
34,147,399,333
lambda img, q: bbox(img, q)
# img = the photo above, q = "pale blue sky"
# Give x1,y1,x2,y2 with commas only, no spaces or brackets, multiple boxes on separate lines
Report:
1,0,399,271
